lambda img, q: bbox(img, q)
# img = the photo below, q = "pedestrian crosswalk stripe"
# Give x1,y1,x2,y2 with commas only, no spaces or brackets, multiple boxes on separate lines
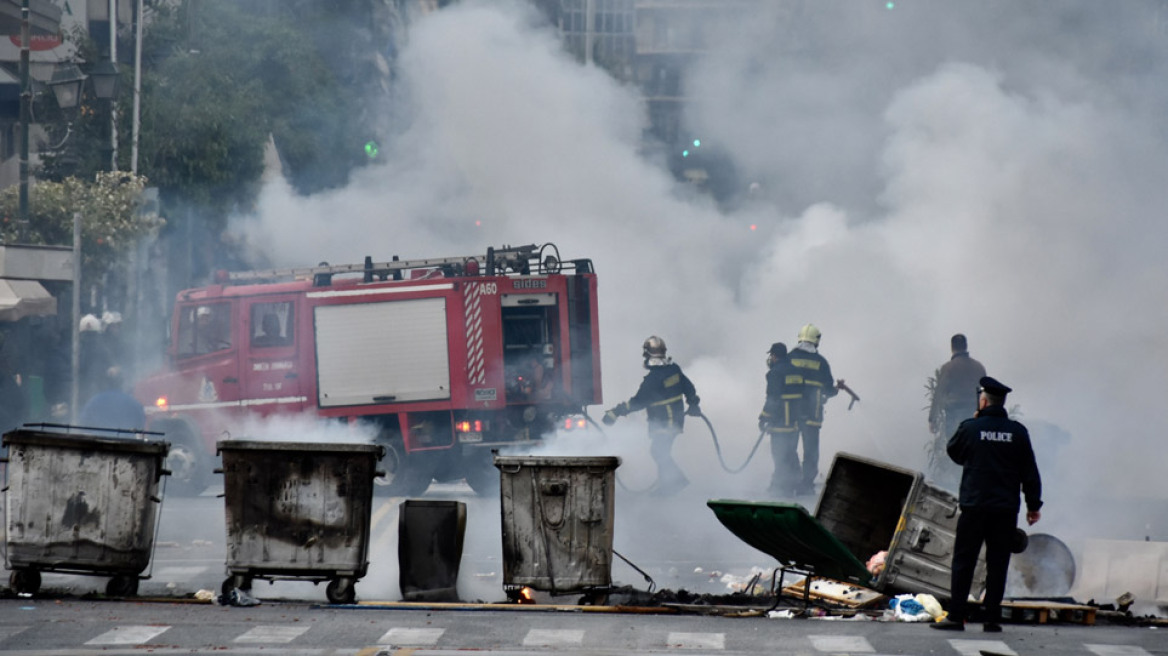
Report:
85,625,171,645
523,629,585,647
949,639,1016,656
234,625,310,643
1086,646,1153,656
667,632,725,650
377,627,445,646
809,634,874,652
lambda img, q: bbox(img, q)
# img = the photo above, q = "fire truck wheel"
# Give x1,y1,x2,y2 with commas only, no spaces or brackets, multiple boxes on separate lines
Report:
161,425,210,496
373,440,435,497
462,453,500,497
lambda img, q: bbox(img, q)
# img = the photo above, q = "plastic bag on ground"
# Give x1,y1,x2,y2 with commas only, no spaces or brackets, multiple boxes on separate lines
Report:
914,593,943,618
889,594,932,622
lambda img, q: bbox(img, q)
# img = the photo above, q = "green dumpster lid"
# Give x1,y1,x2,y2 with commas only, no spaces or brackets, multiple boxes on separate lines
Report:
707,499,874,586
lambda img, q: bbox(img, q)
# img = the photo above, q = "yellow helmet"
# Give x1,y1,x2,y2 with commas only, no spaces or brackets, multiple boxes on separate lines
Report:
642,335,667,359
797,323,821,346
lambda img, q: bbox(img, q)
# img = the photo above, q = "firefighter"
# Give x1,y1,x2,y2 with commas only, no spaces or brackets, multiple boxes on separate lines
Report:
928,333,987,489
776,324,838,497
79,313,113,405
758,342,797,496
932,376,1042,633
602,336,701,496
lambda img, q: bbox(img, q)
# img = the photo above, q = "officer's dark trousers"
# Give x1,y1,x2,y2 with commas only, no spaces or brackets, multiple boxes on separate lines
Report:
649,428,688,494
948,506,1017,623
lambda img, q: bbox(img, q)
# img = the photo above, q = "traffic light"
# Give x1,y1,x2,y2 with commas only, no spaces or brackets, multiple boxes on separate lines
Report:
682,138,701,158
364,141,380,159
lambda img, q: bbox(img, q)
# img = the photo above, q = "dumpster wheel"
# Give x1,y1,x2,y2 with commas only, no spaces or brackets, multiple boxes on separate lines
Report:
9,569,41,595
106,575,139,598
326,577,356,604
221,575,253,596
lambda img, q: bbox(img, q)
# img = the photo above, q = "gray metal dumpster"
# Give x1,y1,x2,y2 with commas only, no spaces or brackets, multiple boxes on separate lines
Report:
2,425,170,597
216,440,383,604
814,452,987,600
494,455,619,602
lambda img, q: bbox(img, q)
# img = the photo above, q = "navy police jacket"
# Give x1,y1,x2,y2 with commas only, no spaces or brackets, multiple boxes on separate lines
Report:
947,404,1043,513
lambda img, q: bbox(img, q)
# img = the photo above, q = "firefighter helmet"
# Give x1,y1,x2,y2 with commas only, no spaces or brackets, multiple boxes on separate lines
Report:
642,335,667,359
797,323,821,346
80,314,102,333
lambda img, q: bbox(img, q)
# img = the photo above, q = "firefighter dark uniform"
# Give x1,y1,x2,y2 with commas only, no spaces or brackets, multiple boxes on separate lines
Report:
767,324,837,496
933,376,1043,633
604,336,700,495
759,342,795,495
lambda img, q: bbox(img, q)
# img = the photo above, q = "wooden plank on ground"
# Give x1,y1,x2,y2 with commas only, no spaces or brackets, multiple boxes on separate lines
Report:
1001,600,1097,626
780,576,886,609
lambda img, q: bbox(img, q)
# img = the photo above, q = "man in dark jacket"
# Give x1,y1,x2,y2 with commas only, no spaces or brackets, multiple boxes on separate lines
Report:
603,336,701,495
932,376,1043,633
929,334,987,440
928,334,987,489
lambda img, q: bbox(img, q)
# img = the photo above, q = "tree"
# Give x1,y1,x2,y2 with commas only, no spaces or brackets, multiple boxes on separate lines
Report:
0,171,161,283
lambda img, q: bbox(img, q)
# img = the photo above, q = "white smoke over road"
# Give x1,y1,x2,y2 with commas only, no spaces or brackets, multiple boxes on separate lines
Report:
233,0,1168,596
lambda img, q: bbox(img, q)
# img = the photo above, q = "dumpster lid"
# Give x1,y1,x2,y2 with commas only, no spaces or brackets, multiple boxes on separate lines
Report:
216,439,384,455
493,455,621,469
2,426,169,455
707,499,874,586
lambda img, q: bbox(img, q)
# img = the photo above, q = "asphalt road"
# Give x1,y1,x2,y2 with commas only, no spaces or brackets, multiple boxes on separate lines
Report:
0,595,1161,655
2,481,1164,655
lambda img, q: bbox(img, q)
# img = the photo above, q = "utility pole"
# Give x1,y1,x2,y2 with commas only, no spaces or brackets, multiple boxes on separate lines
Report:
18,0,30,241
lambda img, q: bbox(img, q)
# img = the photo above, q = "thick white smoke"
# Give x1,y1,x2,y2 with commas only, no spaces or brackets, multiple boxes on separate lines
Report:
232,0,1168,601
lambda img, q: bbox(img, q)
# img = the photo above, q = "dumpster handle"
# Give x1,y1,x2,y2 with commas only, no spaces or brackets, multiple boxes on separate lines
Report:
531,475,559,596
141,472,170,583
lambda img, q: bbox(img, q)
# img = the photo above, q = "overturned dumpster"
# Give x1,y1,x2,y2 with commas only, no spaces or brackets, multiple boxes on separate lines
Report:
495,455,619,603
710,452,987,601
2,425,170,597
217,440,383,604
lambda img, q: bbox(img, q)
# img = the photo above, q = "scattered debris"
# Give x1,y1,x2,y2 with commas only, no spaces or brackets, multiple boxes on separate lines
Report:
218,588,261,607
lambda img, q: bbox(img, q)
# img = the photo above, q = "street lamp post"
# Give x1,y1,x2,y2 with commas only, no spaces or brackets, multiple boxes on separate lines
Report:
89,59,120,171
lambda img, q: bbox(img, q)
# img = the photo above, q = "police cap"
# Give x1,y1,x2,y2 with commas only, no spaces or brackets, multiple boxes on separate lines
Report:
768,342,787,357
978,376,1012,396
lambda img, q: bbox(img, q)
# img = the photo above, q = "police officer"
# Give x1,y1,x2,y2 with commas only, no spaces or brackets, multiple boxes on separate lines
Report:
758,342,797,496
780,324,838,496
932,376,1043,633
603,336,701,495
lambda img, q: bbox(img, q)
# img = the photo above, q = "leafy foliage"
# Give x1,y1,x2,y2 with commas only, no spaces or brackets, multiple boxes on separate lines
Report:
0,172,162,281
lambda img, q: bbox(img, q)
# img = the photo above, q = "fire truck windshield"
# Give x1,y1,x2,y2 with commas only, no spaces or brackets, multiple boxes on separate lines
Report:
178,303,232,357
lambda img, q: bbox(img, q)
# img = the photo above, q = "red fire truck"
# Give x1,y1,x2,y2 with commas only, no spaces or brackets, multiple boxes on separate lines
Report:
135,243,602,495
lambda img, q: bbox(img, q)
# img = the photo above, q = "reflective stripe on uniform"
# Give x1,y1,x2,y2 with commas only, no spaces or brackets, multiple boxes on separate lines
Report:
650,394,684,407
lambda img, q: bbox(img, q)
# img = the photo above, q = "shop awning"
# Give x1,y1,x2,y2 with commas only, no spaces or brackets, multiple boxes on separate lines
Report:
0,278,56,321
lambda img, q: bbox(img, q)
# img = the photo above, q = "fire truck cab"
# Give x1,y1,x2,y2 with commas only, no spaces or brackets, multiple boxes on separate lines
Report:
135,243,601,495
